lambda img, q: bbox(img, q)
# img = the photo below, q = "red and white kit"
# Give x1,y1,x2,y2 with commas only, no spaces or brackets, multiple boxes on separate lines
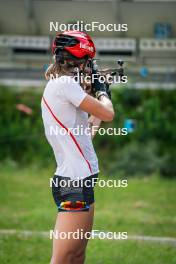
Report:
41,76,99,180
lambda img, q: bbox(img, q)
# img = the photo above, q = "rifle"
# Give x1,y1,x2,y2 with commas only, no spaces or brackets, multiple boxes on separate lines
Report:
85,59,125,99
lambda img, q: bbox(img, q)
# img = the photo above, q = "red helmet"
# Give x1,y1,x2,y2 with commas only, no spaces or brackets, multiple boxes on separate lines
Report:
52,30,96,59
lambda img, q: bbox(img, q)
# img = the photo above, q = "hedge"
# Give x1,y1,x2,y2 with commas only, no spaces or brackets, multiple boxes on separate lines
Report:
0,86,175,177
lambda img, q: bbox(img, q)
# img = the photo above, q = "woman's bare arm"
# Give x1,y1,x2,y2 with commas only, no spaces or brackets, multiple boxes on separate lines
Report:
79,94,115,122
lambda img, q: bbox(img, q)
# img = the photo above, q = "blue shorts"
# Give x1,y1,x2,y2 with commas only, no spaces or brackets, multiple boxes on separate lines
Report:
51,174,98,212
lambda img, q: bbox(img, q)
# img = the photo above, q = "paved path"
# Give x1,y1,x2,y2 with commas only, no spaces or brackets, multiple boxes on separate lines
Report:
0,229,176,245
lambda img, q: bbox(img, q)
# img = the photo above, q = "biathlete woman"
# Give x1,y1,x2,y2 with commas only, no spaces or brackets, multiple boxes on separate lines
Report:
41,30,115,264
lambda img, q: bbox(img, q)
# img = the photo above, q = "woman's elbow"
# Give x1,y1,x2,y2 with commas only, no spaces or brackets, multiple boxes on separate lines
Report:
103,110,115,122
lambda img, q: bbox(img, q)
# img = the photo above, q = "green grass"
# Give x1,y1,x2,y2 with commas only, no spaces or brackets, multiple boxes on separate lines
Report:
0,164,176,263
1,235,176,264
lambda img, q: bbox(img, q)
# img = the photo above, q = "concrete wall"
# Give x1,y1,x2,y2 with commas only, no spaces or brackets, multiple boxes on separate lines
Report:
0,0,176,37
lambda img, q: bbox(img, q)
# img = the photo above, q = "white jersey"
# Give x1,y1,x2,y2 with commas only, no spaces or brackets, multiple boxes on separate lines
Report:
41,76,99,180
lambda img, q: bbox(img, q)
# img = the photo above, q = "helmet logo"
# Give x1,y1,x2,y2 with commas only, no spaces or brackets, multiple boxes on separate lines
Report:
80,43,94,52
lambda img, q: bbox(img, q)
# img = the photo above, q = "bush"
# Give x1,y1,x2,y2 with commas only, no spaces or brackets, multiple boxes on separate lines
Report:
0,86,176,177
0,86,53,164
107,141,159,177
159,153,176,178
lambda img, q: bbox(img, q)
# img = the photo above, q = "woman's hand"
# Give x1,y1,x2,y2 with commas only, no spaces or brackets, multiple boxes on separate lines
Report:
88,115,102,139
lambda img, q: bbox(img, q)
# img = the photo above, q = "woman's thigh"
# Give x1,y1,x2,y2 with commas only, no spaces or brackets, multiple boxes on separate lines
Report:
51,204,94,264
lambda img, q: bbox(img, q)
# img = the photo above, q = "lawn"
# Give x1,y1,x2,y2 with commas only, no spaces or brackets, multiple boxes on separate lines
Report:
0,163,176,263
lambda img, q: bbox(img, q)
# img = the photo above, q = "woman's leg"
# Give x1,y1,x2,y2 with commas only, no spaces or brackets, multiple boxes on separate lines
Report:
50,204,94,264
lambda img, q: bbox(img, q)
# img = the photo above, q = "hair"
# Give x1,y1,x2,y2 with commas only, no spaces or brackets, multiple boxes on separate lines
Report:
45,50,88,80
45,60,75,80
